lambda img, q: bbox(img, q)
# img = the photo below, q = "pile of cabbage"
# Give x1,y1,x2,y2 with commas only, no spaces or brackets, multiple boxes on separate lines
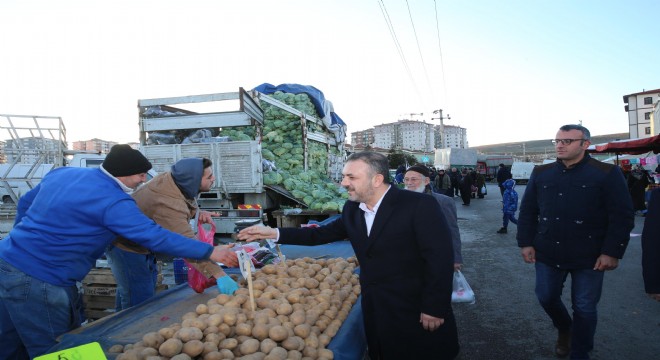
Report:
219,91,347,212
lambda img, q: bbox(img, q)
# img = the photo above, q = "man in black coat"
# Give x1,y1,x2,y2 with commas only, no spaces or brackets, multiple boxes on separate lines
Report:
239,151,459,360
642,188,660,302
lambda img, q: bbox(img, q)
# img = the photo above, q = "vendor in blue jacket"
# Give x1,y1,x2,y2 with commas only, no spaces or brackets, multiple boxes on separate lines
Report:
0,144,239,360
516,125,634,360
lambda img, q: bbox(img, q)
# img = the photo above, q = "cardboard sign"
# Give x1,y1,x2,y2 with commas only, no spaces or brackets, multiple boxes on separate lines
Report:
237,248,255,279
35,342,106,360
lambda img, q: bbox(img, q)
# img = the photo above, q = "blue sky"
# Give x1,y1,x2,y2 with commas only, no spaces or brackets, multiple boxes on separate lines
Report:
0,0,657,147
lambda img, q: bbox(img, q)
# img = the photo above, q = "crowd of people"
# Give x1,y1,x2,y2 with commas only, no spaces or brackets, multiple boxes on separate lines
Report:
1,123,658,359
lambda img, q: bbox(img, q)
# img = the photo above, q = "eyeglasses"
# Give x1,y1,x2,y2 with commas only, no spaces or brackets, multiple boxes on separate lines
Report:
551,139,585,145
403,177,422,182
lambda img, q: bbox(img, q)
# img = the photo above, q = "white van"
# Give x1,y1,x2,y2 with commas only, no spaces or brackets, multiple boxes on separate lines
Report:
511,162,536,184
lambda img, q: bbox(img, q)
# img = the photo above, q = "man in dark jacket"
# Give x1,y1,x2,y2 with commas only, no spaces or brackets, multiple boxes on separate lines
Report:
517,125,634,359
496,163,511,196
239,152,459,360
641,188,660,302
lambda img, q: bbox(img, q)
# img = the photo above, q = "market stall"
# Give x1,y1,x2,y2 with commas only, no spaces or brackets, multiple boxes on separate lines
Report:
49,241,366,359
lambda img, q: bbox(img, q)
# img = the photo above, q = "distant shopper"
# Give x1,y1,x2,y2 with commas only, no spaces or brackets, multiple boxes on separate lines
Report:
641,188,660,302
459,168,473,206
449,167,461,197
497,179,518,234
496,163,512,196
435,168,452,196
0,144,239,359
517,125,634,359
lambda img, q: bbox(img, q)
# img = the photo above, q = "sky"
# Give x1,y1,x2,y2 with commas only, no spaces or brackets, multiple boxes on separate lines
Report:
1,0,658,147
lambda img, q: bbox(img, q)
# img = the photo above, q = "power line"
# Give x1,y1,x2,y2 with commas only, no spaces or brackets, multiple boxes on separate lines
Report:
433,0,450,110
405,0,434,100
377,0,423,104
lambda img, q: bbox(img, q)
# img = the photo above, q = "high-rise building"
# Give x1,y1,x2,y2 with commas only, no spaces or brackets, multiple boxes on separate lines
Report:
623,89,660,138
443,125,468,149
4,137,66,164
72,138,118,154
367,120,435,152
350,129,375,148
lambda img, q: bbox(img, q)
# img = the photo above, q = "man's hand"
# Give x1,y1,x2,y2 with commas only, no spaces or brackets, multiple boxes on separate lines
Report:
198,211,219,224
237,225,277,242
648,293,660,302
420,313,445,331
521,246,536,263
594,254,618,271
210,244,238,267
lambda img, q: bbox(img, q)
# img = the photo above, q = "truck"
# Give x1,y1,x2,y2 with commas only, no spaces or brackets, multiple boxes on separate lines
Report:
511,162,536,184
434,148,477,171
476,154,514,181
137,86,348,234
0,114,110,205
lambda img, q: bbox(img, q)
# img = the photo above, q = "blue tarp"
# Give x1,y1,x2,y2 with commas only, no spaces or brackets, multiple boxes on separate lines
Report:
252,83,346,126
50,241,366,360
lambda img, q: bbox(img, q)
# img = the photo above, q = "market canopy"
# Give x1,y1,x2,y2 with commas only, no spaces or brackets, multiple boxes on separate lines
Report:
587,134,660,155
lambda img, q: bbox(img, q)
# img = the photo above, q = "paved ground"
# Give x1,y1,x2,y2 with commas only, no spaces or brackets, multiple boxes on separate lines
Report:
2,184,658,359
452,184,659,360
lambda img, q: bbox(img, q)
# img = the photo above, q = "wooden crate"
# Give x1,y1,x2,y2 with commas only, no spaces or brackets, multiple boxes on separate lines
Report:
82,268,117,321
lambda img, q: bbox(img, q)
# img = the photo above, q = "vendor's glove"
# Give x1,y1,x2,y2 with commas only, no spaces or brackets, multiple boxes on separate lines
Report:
216,275,239,295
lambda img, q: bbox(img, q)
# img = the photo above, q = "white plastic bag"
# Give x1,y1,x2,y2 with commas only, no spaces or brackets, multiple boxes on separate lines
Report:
452,270,476,304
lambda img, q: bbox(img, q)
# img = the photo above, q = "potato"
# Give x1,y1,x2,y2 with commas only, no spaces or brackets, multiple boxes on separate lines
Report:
182,339,204,357
264,346,288,360
118,349,141,360
239,338,260,355
289,311,306,326
159,338,183,357
143,332,165,348
268,325,288,342
196,304,209,315
281,336,304,351
216,294,231,304
219,348,235,359
202,341,218,356
219,338,238,350
175,327,204,342
260,338,277,354
140,347,159,358
251,323,270,341
108,344,124,353
318,348,334,359
293,324,311,339
182,312,198,320
203,351,223,360
159,327,176,339
171,354,192,360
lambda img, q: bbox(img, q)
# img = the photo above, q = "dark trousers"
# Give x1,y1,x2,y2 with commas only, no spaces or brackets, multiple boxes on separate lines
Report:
502,213,518,228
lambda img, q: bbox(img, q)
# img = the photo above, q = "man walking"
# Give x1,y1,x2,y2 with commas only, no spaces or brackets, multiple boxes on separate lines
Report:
239,152,459,360
516,125,634,359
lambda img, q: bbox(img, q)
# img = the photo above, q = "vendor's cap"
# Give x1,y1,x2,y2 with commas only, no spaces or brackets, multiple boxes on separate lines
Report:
103,144,152,177
406,165,430,178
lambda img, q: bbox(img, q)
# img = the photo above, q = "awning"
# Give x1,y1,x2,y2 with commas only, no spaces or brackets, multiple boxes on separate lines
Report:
587,135,660,155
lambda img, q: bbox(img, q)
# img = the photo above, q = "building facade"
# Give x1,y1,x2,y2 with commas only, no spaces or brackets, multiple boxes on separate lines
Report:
443,125,468,148
623,89,660,138
350,129,375,148
72,138,118,154
366,120,435,152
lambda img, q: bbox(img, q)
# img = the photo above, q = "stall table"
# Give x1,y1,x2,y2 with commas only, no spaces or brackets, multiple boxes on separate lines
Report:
49,241,366,360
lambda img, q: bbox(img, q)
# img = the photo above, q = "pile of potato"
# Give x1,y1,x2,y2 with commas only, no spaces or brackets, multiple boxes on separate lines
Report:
110,256,360,360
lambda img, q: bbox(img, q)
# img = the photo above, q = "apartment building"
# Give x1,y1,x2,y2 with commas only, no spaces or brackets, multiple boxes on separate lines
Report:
623,88,660,138
443,125,468,148
72,138,118,154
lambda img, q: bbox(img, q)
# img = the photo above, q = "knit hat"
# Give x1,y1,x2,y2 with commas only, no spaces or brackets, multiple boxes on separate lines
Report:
102,144,152,177
406,165,430,178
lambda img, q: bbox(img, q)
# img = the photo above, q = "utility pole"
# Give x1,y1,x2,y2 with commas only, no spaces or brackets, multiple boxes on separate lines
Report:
432,109,450,149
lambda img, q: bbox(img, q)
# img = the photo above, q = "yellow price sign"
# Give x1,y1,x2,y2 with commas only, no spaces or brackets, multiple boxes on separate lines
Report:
34,342,107,360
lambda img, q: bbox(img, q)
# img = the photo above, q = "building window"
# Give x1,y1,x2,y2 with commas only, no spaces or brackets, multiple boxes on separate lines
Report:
644,97,653,105
645,112,651,120
645,127,651,135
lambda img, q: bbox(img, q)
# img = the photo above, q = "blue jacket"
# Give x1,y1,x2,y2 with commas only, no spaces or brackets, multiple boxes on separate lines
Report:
0,167,213,286
502,179,518,214
516,155,634,269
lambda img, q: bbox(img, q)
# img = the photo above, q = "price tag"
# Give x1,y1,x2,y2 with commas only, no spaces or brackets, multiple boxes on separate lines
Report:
237,249,255,279
35,342,106,360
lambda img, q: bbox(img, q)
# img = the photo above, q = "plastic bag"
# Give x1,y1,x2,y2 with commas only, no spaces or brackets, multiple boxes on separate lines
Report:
481,185,487,194
451,270,475,303
186,222,218,293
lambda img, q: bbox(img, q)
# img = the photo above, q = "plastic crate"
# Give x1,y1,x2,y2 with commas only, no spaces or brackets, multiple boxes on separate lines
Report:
173,258,189,284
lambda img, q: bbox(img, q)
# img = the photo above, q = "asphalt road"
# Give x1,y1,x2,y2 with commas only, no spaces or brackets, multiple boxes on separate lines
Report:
452,184,660,360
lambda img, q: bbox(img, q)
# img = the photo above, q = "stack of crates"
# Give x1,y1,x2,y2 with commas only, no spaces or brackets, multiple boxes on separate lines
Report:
81,268,117,321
